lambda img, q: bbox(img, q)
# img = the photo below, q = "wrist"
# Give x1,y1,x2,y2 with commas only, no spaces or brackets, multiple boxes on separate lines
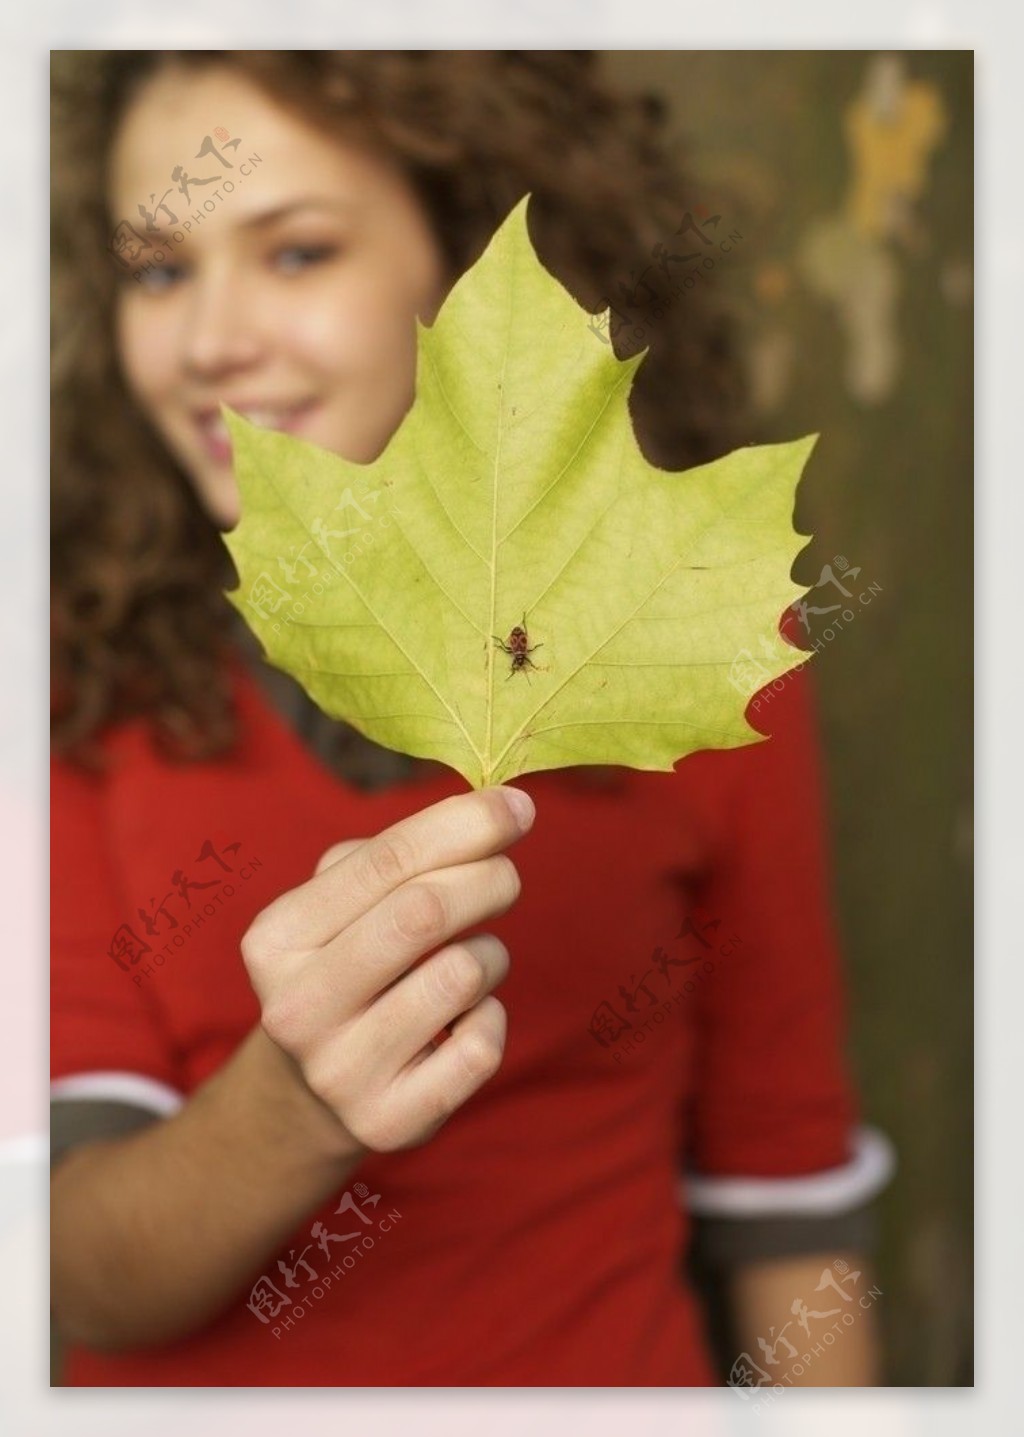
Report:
243,1025,367,1170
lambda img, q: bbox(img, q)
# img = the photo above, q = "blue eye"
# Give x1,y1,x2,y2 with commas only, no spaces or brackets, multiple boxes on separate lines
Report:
119,244,337,293
275,244,337,273
123,261,184,293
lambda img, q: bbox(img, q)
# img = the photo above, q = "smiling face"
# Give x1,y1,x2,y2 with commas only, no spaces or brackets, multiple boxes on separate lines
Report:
109,62,450,530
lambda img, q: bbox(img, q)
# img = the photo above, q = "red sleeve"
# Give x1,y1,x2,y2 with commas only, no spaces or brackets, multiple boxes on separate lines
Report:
51,752,185,1093
685,663,860,1178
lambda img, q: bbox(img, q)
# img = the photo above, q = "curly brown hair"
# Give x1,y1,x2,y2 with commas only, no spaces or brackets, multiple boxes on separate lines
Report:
51,50,748,779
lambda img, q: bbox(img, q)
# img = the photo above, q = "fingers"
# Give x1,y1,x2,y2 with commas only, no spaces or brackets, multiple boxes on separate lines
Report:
274,852,521,1022
343,933,509,1077
251,785,535,955
314,839,367,875
393,995,507,1142
244,789,534,1157
308,994,509,1153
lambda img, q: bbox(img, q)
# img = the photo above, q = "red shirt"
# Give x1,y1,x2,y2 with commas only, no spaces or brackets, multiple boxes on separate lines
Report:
51,655,858,1385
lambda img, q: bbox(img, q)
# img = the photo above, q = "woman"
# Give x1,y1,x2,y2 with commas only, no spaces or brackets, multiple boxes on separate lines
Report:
50,50,891,1386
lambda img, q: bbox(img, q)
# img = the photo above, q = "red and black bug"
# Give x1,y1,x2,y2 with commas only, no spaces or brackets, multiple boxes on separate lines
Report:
493,612,544,680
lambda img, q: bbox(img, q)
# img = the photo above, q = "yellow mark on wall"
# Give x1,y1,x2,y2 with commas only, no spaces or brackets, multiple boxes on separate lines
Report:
795,55,949,405
844,54,948,241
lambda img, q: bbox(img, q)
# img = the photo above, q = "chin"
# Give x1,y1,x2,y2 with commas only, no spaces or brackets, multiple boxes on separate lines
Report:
211,498,242,532
194,476,241,532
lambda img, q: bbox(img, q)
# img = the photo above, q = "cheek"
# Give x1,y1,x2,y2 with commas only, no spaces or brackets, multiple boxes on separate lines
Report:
281,302,359,380
286,284,420,397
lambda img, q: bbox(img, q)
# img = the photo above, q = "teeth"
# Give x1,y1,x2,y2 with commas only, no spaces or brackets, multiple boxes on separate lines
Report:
202,408,291,442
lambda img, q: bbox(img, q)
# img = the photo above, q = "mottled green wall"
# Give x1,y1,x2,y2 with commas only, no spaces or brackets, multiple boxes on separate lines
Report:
604,50,973,1386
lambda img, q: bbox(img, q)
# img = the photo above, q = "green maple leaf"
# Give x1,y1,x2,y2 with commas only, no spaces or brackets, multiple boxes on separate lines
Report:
222,195,817,790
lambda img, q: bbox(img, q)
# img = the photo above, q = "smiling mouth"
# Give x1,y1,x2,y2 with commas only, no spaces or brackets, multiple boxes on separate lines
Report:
193,400,319,462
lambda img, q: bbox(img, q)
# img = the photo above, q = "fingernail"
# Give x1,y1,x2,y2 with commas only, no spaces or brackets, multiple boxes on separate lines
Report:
501,786,535,831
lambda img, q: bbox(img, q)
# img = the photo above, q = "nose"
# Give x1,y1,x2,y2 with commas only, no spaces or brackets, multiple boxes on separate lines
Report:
180,255,267,379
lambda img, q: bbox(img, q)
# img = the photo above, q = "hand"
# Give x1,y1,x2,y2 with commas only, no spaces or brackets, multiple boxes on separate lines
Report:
241,784,535,1157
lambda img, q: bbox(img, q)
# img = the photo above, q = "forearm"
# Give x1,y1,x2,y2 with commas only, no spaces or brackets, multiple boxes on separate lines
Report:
728,1250,882,1386
51,1025,363,1351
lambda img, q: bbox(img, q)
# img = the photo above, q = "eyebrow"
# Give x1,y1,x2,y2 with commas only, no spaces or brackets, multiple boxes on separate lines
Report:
236,198,355,229
130,197,354,243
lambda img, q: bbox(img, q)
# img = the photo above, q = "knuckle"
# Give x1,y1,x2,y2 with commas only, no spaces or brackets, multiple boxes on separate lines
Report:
259,992,306,1054
363,830,416,889
239,927,261,973
431,946,485,1006
297,1048,330,1104
392,882,446,944
343,1097,408,1154
314,839,365,876
301,1048,344,1112
491,853,522,905
455,1029,504,1085
240,912,274,975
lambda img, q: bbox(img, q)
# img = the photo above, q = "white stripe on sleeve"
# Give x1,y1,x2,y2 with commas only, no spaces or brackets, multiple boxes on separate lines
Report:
50,1071,186,1117
682,1125,896,1217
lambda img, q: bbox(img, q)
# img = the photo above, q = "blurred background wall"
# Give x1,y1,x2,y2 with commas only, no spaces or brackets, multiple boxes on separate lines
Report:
601,49,973,1386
